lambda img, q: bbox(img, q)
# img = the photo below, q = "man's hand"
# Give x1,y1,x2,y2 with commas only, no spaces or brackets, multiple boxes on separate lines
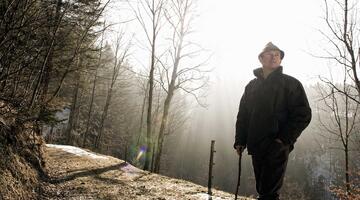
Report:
235,145,245,156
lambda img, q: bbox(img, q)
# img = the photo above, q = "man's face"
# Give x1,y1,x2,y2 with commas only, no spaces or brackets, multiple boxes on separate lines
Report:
259,50,282,70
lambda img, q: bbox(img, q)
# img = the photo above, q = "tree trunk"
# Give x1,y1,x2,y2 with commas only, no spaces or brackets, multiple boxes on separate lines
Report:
154,91,173,173
144,63,155,170
83,26,104,147
154,27,183,172
65,71,81,144
83,69,97,147
0,65,10,92
72,88,82,135
94,82,114,150
42,0,62,101
10,65,21,97
136,82,149,146
345,144,350,194
94,32,126,151
144,16,156,171
29,24,58,108
151,142,156,172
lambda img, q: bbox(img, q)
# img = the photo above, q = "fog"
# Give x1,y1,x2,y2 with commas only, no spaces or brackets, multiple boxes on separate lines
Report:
160,80,359,199
2,0,359,198
103,0,360,198
104,0,359,198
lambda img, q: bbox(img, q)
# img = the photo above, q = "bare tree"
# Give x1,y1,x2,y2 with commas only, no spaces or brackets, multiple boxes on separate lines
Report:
318,0,360,103
316,0,360,196
153,0,210,173
135,79,149,146
317,68,360,194
65,57,83,144
45,0,111,105
82,23,106,148
94,31,131,151
29,1,69,108
129,0,167,171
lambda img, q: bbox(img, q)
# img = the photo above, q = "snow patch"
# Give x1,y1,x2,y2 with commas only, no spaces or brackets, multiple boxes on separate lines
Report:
120,163,146,179
122,163,142,173
195,193,233,200
46,144,108,159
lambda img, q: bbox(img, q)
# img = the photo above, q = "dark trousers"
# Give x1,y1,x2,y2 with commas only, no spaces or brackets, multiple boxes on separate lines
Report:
251,143,290,200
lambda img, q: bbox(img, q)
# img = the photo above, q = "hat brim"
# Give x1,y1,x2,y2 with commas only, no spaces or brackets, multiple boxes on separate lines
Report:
259,50,285,60
280,50,284,59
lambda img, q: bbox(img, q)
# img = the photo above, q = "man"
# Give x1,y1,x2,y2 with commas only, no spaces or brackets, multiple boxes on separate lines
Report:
234,42,312,200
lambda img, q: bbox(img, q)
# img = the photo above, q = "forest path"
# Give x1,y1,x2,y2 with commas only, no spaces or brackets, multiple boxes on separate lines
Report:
39,144,251,200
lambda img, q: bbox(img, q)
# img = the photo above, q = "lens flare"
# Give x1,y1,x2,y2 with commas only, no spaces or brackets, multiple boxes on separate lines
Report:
136,146,147,161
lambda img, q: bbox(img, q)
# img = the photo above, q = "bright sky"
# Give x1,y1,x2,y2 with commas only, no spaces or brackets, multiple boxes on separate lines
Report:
193,0,330,86
106,0,346,88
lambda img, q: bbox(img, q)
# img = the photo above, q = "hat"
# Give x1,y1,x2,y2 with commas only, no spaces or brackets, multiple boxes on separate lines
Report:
258,42,285,60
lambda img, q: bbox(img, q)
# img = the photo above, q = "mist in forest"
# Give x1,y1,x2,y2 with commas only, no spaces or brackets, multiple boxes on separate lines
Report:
66,0,360,198
160,78,360,199
1,0,359,199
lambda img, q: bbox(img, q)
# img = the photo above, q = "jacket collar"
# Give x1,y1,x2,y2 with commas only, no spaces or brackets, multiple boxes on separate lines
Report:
253,66,283,80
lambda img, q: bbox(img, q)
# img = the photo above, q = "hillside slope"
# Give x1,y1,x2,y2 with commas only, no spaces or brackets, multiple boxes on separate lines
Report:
0,112,45,200
39,144,252,200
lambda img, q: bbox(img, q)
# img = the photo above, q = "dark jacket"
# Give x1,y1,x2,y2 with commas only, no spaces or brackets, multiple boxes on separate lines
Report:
234,66,312,155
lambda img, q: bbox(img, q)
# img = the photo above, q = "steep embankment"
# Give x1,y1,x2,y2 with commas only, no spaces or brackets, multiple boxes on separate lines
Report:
0,146,40,200
0,116,45,200
40,144,252,200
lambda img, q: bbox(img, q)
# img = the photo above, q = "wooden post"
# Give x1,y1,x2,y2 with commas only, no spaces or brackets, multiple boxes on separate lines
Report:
208,140,215,196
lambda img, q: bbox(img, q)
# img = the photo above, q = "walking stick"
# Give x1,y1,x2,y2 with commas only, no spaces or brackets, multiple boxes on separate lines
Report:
235,154,242,200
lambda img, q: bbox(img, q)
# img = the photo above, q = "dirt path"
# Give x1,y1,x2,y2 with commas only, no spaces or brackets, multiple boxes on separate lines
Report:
39,145,251,200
